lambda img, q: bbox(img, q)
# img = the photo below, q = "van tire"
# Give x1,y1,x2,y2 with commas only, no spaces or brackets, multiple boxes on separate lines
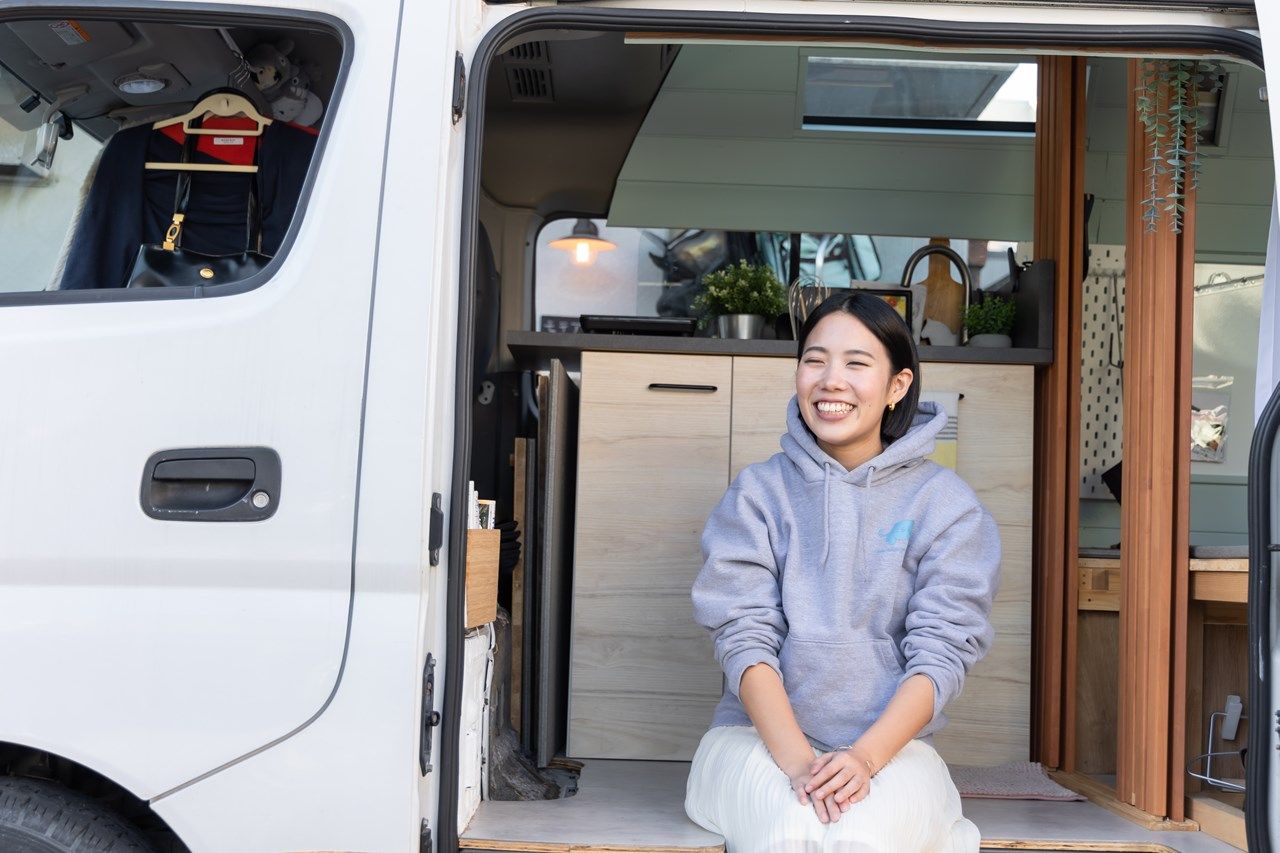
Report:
0,777,156,852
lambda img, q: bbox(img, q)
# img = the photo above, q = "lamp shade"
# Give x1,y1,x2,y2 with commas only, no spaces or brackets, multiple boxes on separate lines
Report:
548,219,617,266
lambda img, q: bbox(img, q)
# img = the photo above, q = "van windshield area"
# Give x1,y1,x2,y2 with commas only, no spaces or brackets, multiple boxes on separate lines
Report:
0,16,340,294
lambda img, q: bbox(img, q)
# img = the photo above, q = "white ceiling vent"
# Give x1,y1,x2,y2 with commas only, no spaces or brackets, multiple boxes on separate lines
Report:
501,41,554,104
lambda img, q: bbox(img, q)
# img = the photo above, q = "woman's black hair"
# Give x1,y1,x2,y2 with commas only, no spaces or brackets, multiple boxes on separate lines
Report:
796,290,921,444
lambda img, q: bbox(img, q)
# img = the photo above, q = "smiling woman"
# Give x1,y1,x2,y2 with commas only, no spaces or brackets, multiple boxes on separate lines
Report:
685,290,1001,852
795,292,919,471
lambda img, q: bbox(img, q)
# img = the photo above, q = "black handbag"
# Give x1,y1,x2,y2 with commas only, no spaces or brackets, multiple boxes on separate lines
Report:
127,131,271,288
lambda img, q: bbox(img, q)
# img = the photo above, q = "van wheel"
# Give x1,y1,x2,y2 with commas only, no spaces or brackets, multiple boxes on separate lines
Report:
0,777,156,852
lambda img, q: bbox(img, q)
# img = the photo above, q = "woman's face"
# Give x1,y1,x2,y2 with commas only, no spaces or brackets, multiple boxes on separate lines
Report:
795,311,913,469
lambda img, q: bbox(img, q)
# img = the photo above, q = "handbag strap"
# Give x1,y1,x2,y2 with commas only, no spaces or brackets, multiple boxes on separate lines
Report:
162,122,264,253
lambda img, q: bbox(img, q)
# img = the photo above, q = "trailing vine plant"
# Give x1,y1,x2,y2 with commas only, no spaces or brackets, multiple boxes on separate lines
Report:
1135,59,1222,234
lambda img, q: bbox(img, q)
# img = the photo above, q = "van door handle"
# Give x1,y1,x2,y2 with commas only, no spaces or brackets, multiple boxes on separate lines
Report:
141,447,281,521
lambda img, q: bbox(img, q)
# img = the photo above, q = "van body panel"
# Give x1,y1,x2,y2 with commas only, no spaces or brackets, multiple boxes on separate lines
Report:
0,0,390,801
150,0,463,848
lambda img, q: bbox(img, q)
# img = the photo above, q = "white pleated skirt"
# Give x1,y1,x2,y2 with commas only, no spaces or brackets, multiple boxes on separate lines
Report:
684,725,980,853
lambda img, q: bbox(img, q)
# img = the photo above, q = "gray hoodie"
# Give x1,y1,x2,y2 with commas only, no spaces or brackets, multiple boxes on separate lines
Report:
691,396,1000,750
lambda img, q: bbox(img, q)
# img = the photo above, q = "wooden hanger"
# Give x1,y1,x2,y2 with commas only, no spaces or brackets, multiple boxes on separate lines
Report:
146,91,272,174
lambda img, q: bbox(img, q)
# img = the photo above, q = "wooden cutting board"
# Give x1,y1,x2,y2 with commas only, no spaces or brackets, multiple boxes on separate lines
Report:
921,237,966,336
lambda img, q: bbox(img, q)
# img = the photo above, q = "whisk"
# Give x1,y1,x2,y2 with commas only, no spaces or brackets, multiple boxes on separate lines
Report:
788,275,831,340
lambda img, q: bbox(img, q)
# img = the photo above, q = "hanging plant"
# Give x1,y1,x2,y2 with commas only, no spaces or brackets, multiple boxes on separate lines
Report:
1135,59,1222,234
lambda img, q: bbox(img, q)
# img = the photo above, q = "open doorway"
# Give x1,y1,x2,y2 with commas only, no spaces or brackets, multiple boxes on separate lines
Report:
448,13,1267,853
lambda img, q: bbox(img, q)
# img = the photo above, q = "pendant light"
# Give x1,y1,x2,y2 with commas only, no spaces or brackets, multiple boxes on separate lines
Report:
548,219,616,267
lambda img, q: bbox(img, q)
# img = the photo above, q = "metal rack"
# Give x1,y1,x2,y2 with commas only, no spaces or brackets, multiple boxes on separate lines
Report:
1187,697,1247,793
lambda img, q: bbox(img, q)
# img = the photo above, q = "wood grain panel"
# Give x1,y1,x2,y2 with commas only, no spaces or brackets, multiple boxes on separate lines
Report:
728,356,795,480
1190,573,1247,604
1032,55,1087,773
1079,559,1121,612
731,357,1033,765
568,352,731,759
1116,59,1196,821
1075,611,1119,776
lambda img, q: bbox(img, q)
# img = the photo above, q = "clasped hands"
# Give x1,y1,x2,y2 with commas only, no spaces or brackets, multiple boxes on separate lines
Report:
785,745,875,824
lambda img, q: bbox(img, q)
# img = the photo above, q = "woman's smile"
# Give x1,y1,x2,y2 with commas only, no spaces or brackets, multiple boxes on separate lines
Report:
813,399,857,420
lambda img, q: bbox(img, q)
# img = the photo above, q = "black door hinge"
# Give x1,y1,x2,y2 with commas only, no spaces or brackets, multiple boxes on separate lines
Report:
420,818,433,853
429,493,444,566
452,53,466,124
420,653,440,774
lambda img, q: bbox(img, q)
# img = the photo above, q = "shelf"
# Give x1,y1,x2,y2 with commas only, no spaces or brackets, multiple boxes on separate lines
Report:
1076,555,1248,608
507,331,1052,372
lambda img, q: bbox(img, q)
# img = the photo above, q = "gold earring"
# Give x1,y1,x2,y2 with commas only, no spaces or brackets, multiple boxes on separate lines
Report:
888,401,896,411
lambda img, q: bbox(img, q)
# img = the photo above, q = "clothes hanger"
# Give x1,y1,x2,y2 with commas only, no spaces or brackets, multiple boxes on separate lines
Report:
145,91,272,174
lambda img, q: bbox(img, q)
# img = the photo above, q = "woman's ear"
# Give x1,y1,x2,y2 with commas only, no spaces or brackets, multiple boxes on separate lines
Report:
890,368,914,406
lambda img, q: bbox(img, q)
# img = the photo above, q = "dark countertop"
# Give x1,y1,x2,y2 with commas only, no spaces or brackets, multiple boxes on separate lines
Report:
507,331,1053,372
1079,545,1247,560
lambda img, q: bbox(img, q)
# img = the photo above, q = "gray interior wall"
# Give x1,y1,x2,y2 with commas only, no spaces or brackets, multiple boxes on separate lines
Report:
607,45,1035,241
609,49,1272,262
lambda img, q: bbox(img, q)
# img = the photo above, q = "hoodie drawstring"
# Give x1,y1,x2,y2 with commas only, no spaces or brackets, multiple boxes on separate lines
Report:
820,463,832,569
858,465,876,574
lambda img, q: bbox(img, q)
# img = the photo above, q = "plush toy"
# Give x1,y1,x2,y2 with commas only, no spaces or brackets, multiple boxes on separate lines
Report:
246,39,324,127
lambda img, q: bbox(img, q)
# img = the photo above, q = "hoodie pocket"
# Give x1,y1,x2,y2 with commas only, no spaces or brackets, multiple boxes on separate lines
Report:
779,637,901,743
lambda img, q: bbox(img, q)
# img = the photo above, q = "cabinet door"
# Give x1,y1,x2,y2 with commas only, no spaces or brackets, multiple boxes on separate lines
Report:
731,357,798,479
568,351,731,759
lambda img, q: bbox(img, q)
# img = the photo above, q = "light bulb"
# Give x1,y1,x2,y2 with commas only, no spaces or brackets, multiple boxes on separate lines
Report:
573,241,592,265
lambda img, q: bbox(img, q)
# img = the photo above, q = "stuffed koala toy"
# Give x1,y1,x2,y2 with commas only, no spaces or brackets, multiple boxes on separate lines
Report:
247,39,324,127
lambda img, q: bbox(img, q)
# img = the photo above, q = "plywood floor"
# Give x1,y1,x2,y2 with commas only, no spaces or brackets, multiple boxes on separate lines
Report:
459,761,1243,853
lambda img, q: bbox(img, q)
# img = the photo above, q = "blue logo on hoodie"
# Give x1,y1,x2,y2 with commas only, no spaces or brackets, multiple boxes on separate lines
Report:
881,520,913,546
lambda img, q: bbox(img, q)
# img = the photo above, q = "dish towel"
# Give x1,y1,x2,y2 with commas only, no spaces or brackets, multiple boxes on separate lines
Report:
948,762,1085,801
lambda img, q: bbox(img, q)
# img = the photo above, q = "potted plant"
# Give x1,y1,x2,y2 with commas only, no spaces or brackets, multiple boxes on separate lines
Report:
963,295,1016,347
692,260,788,339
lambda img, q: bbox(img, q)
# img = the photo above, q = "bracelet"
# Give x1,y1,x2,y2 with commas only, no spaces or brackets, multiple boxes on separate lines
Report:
840,747,876,776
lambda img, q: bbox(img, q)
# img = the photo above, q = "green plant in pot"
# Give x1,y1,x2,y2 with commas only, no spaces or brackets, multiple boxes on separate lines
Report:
692,260,788,339
963,295,1016,348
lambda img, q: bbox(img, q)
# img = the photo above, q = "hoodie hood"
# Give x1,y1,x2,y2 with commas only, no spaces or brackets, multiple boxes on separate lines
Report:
780,396,946,569
780,395,945,484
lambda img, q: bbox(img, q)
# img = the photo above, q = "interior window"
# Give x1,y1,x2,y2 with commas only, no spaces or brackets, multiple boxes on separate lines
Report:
534,218,1020,335
0,16,339,294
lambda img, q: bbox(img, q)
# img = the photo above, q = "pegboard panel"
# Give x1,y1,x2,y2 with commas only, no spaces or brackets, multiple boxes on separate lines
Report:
1080,246,1126,499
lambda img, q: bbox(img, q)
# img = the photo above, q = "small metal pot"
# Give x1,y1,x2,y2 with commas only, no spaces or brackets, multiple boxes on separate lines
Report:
967,333,1012,348
716,314,766,339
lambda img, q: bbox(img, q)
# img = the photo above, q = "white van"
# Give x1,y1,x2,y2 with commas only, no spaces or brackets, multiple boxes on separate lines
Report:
0,1,1276,851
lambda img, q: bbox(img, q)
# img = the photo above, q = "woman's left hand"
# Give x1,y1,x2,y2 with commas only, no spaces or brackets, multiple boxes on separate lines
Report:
804,746,875,808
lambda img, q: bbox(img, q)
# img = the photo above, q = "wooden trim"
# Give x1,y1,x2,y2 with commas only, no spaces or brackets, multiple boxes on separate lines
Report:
1185,602,1205,798
1189,558,1249,573
1031,55,1086,771
1191,572,1248,604
1185,793,1248,850
1050,771,1198,833
1115,60,1196,822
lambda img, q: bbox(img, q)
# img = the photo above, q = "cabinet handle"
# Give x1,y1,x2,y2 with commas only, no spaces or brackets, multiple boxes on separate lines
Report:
648,383,718,393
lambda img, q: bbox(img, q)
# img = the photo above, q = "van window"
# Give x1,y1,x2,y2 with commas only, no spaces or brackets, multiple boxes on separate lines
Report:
802,54,1037,136
0,15,340,295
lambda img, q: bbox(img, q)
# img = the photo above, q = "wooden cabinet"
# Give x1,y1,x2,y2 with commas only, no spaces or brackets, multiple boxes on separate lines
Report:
568,351,1033,765
567,352,731,759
